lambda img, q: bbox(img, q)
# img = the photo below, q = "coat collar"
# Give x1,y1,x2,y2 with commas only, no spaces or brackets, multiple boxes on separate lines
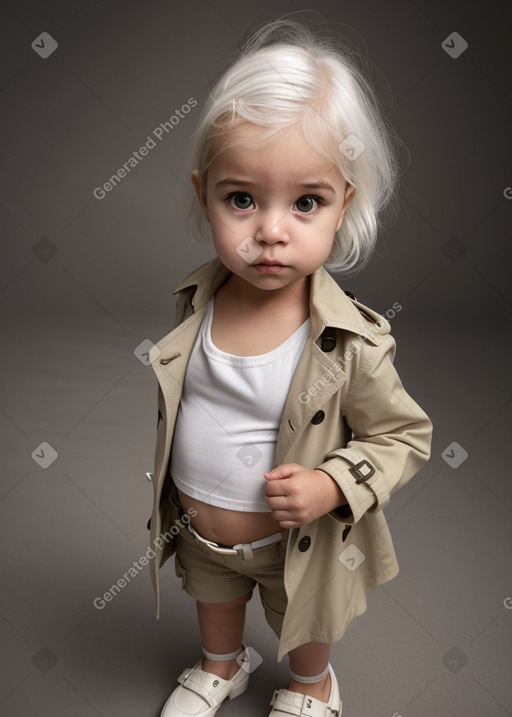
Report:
172,257,389,345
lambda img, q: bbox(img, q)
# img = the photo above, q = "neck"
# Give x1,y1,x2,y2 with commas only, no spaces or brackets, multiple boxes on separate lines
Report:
220,273,310,313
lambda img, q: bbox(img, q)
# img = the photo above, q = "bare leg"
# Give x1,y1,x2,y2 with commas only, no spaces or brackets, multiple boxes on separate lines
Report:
287,642,332,702
196,591,252,680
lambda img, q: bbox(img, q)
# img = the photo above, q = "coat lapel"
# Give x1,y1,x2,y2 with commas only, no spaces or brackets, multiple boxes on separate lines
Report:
149,307,207,494
275,341,348,466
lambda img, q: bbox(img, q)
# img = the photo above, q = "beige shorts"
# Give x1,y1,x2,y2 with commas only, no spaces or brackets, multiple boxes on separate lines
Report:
169,486,289,638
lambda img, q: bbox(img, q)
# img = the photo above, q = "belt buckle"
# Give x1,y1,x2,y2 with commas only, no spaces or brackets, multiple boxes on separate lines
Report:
188,524,238,555
233,542,254,560
209,542,238,556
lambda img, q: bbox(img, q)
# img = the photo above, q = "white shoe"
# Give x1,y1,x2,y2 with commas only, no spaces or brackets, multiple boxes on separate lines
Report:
160,649,250,717
268,664,342,716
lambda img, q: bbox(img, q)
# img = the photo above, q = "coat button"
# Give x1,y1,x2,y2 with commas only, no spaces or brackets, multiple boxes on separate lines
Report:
298,536,311,552
311,410,325,425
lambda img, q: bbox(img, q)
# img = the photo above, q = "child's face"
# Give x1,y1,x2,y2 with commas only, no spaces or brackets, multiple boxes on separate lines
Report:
192,123,355,295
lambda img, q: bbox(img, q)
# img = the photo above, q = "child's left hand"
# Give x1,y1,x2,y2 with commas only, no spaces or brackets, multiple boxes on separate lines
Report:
264,463,347,529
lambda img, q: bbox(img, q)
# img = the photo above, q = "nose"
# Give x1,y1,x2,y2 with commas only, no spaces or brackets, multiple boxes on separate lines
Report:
253,208,289,245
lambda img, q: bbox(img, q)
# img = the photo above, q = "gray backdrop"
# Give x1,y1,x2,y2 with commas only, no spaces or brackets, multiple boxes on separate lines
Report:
1,1,511,716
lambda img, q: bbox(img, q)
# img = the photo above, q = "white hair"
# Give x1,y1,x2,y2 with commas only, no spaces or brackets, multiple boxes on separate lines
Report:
184,14,399,274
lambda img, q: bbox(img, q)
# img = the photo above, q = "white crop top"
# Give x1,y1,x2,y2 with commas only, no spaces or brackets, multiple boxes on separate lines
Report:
170,297,310,512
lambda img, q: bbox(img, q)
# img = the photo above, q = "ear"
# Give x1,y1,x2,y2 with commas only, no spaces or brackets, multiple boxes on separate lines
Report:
191,170,209,221
335,183,356,232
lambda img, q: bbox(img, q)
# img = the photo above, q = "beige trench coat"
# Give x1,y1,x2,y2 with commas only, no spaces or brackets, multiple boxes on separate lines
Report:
148,257,432,661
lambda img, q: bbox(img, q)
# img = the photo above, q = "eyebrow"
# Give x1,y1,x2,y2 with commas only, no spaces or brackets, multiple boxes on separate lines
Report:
301,180,336,193
216,178,336,192
216,178,255,188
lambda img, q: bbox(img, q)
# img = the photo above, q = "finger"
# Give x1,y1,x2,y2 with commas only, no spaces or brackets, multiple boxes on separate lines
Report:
265,479,290,497
272,514,301,529
265,495,291,511
264,463,298,480
278,520,301,529
270,509,292,524
268,500,305,523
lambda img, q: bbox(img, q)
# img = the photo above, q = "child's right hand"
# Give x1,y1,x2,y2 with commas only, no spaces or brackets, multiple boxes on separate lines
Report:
264,463,347,529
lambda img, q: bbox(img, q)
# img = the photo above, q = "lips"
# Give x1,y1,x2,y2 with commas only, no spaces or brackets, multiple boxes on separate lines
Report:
252,261,286,274
253,259,284,266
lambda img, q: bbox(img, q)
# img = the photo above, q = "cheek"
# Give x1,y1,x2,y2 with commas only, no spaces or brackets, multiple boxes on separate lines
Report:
308,211,339,240
210,217,239,248
303,221,337,260
209,220,245,264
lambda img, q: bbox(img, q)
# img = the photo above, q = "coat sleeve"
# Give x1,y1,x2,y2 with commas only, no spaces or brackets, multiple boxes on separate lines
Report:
315,333,432,525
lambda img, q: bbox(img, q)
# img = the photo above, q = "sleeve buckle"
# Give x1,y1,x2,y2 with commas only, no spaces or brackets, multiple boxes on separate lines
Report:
349,459,376,485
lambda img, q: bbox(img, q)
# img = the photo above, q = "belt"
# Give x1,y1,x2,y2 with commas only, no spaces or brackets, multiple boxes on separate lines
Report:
188,523,282,560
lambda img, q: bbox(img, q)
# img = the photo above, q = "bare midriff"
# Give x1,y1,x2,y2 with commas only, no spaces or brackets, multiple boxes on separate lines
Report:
177,488,281,545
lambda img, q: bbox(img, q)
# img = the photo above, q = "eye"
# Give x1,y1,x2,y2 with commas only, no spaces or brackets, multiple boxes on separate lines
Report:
295,195,323,214
228,192,254,210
